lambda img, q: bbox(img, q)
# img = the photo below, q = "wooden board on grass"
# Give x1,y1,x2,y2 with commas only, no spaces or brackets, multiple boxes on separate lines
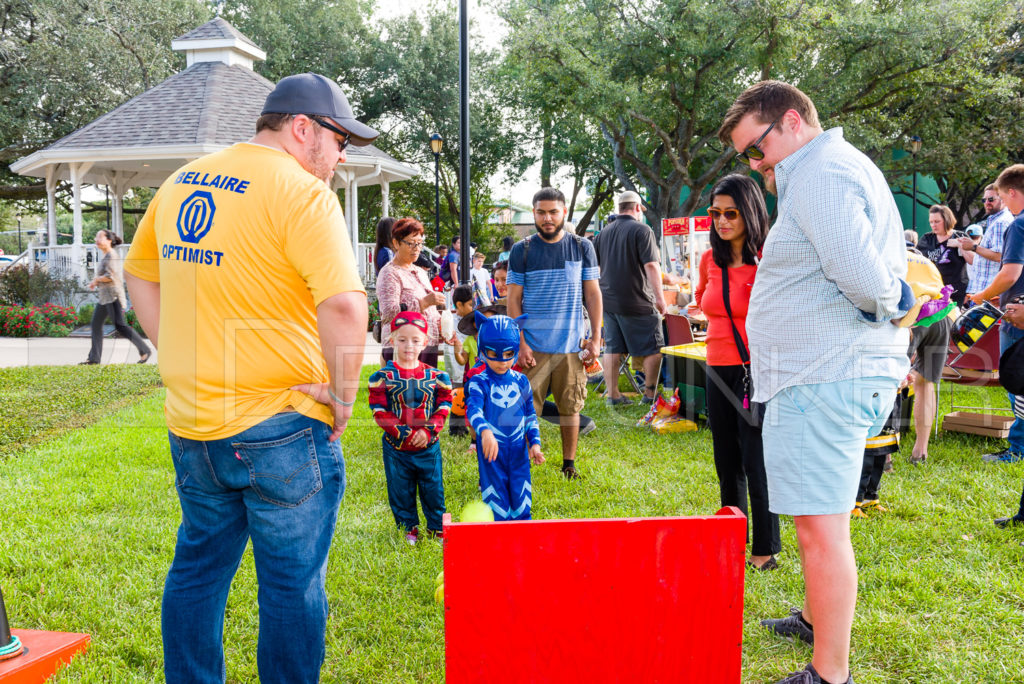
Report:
942,411,1014,438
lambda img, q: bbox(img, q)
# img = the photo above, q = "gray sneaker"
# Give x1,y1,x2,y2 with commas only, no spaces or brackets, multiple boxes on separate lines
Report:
773,663,852,684
982,448,1024,463
760,607,814,644
605,395,633,407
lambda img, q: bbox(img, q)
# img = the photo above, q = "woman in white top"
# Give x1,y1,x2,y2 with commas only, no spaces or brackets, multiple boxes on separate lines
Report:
376,218,446,366
82,230,152,365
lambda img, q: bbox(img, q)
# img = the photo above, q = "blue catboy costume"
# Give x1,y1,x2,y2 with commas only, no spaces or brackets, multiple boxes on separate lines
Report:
466,312,541,520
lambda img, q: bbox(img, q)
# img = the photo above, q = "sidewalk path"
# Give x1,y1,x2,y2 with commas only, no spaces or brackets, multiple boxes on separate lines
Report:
0,333,382,369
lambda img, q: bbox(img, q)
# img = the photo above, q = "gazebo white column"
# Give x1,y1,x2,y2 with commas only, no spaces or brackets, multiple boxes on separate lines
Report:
44,166,58,245
382,178,391,217
105,171,138,239
69,161,94,280
349,181,359,249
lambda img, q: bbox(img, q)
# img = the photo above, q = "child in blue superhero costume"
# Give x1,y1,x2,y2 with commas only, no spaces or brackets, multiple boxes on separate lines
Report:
466,311,544,520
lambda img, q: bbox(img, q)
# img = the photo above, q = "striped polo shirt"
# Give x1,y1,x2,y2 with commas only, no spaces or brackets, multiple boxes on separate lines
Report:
507,232,599,354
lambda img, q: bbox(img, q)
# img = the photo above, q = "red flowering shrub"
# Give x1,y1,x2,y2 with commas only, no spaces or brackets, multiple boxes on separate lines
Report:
0,302,77,337
38,302,77,328
0,305,47,337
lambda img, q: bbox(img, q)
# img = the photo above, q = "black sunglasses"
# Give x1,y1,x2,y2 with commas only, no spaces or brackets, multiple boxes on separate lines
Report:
308,115,351,152
982,197,998,203
736,119,779,165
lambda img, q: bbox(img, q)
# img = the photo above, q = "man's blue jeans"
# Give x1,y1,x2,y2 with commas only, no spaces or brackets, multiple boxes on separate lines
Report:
163,412,345,684
1000,324,1024,453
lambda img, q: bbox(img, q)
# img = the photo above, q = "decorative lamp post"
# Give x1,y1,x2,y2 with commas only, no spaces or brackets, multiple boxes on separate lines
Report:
909,135,922,234
430,134,443,247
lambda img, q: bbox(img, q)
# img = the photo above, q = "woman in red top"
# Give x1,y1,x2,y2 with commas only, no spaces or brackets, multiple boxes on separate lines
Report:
695,174,779,571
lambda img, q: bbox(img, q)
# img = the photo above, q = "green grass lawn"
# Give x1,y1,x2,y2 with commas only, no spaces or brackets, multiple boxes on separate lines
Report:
1,366,1023,682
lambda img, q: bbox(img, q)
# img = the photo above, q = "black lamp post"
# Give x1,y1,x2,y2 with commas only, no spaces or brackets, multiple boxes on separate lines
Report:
430,134,443,247
909,135,922,233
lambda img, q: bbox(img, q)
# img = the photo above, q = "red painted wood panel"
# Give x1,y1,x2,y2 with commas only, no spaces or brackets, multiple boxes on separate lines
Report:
444,507,746,684
0,630,90,683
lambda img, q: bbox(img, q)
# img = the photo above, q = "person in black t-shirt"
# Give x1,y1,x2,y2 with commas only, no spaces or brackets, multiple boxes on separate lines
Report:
592,191,668,405
917,204,968,306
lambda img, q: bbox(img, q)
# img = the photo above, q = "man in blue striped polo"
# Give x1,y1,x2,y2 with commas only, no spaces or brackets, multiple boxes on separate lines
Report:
507,187,603,480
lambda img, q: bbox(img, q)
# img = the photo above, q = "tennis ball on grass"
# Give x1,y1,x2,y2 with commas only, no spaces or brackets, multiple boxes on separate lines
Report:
435,571,444,587
460,500,494,523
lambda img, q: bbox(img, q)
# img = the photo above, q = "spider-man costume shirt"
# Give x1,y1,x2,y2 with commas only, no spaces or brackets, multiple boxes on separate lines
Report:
369,361,452,451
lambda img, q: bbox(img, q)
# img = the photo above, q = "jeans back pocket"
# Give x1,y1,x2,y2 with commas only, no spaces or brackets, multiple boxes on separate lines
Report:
232,427,323,507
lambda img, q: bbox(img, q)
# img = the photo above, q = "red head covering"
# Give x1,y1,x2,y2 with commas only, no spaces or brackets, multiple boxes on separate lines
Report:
391,310,429,335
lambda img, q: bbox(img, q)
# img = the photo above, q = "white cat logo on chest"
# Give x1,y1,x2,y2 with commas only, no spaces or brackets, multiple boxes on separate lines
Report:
490,384,520,409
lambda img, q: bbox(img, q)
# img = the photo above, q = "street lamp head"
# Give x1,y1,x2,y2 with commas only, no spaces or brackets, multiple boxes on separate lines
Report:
909,135,922,155
430,133,443,156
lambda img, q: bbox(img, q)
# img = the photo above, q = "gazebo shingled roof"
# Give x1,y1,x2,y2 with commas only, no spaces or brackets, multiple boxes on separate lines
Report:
10,17,417,281
174,16,262,49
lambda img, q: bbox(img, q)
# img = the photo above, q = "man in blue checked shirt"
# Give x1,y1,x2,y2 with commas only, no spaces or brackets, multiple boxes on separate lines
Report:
962,184,1012,296
718,81,912,684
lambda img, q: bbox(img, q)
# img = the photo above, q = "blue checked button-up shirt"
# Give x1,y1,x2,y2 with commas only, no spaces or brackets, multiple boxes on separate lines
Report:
747,128,910,402
967,207,1012,293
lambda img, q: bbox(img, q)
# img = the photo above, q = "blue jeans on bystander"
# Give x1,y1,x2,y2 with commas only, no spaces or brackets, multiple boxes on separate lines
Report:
162,412,345,684
1000,324,1024,454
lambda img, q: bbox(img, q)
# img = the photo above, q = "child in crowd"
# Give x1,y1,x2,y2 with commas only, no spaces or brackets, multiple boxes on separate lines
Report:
446,284,475,437
853,389,907,518
466,311,544,520
457,302,507,453
491,260,508,301
469,251,492,305
368,311,452,544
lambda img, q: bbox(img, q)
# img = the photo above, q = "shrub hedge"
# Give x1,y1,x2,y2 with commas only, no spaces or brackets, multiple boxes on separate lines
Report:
0,303,79,337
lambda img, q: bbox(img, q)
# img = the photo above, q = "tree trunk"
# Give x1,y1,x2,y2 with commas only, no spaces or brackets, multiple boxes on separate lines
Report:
540,114,552,188
574,172,614,235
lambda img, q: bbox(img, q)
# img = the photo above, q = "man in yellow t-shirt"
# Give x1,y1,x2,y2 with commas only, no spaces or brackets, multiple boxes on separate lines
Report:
125,72,373,684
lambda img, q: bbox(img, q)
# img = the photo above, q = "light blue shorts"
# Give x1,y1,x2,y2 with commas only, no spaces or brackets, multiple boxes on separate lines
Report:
762,376,899,516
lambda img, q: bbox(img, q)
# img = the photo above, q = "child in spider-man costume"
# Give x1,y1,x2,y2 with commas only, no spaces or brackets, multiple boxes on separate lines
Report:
369,311,452,544
466,311,544,520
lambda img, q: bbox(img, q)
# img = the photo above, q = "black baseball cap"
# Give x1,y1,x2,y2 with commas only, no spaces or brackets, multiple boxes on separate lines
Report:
262,73,379,147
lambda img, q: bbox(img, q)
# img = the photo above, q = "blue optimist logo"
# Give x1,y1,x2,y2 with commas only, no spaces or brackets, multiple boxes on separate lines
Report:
177,191,216,244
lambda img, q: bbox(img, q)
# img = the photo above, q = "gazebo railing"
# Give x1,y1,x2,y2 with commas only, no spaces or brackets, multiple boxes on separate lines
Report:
26,244,131,281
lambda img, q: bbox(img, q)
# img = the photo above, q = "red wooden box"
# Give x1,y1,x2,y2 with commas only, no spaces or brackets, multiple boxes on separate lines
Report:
443,507,746,683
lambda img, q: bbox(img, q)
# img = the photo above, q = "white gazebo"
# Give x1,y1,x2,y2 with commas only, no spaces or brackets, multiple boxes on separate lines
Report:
10,17,417,281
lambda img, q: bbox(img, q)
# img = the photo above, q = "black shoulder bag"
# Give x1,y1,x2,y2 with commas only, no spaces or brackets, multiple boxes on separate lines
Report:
720,263,765,427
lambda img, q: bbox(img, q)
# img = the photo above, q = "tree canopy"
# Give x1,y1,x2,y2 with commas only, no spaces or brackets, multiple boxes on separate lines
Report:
497,0,1024,230
1,0,1022,242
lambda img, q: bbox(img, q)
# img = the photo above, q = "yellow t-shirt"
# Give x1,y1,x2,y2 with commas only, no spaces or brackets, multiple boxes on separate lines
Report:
125,143,365,440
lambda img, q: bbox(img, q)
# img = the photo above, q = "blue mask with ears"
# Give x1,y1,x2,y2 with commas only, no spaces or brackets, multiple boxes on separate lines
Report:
476,312,528,364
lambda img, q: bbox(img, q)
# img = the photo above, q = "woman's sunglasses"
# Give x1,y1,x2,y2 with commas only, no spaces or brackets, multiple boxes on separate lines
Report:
735,119,778,165
708,208,741,221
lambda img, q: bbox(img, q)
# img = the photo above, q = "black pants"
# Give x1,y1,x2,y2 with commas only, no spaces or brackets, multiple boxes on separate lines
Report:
857,392,903,501
706,364,780,556
88,300,150,363
857,450,887,501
